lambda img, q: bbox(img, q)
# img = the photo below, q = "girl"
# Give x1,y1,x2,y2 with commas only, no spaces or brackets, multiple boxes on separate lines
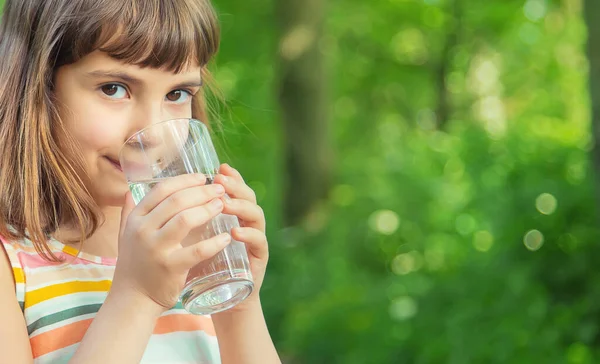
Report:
0,0,281,363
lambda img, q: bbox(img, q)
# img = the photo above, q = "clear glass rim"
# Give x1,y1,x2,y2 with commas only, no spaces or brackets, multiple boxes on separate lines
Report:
119,118,205,162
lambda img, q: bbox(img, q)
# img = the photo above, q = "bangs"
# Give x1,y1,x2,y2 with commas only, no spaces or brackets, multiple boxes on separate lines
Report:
57,0,220,72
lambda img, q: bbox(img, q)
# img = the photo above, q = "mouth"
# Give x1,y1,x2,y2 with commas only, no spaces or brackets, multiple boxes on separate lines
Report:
104,156,122,172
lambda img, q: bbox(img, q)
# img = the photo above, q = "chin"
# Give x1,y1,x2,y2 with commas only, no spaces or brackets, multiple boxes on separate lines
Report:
92,183,130,208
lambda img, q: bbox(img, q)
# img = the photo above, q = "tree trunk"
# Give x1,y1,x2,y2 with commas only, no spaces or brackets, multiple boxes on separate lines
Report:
436,0,461,130
584,0,600,212
276,0,331,226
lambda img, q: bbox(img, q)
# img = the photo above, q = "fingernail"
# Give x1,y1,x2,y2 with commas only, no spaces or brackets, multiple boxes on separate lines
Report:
214,184,225,194
220,175,229,183
210,199,223,210
219,233,231,244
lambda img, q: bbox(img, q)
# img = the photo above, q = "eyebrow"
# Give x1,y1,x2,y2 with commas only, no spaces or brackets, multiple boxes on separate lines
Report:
85,70,203,89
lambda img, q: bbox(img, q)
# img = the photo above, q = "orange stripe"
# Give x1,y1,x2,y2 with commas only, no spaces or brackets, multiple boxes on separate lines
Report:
154,313,216,336
62,245,80,257
30,313,215,358
30,318,92,358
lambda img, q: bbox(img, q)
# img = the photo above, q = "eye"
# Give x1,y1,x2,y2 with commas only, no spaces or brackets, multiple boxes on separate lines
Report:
165,90,192,104
101,84,129,99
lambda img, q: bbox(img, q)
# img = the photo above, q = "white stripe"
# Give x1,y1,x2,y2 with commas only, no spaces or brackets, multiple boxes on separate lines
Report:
25,291,106,325
22,264,68,275
34,343,77,364
33,332,220,364
15,282,25,301
25,262,114,276
160,308,211,318
29,313,96,339
26,274,113,291
141,331,221,364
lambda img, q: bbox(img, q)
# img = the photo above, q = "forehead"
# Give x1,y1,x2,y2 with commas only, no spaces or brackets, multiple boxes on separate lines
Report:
69,51,202,78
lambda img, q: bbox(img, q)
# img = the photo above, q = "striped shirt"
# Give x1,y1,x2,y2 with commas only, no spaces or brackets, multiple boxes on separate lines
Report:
1,236,221,363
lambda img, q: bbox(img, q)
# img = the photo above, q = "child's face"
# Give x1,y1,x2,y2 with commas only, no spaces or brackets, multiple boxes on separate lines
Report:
54,51,203,207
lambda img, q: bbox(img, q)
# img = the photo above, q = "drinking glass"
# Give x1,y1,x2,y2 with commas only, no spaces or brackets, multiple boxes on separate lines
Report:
119,118,253,315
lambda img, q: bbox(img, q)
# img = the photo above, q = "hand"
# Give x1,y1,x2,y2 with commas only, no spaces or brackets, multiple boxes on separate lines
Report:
112,174,232,311
213,164,269,312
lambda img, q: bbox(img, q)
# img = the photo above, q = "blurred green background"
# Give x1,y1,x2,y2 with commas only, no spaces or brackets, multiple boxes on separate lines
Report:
211,0,600,363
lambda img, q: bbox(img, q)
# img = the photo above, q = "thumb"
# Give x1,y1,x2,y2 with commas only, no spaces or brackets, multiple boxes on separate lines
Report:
119,191,136,236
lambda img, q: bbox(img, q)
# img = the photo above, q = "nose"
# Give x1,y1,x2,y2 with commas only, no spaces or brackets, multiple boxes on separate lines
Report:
125,101,166,144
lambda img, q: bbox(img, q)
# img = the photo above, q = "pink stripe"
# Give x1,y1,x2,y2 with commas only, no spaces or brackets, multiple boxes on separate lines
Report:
17,250,94,269
101,257,117,265
2,236,117,267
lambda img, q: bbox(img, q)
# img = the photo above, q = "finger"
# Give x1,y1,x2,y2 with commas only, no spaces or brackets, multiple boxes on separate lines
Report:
119,191,136,236
136,174,206,215
213,174,256,203
231,227,269,260
156,200,224,244
222,199,265,231
168,233,232,270
147,184,225,228
219,163,244,183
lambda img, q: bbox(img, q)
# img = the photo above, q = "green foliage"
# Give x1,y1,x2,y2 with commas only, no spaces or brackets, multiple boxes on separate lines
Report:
212,0,600,362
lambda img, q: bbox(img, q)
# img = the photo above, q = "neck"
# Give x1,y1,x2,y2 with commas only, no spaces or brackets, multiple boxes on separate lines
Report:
54,206,123,258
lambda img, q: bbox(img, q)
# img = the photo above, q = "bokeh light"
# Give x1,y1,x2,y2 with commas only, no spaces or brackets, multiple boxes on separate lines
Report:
455,213,477,236
566,342,592,364
280,25,316,61
468,56,500,96
473,230,494,252
476,96,507,139
535,193,557,215
524,229,544,251
391,251,424,275
566,159,586,185
390,28,429,65
558,233,579,253
389,296,418,321
214,66,238,96
523,0,547,22
369,210,400,235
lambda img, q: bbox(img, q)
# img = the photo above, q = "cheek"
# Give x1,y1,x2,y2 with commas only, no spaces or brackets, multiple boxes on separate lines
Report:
70,118,122,151
61,97,128,153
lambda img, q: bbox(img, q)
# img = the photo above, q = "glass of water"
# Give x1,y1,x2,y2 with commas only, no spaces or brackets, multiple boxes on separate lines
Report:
119,118,254,315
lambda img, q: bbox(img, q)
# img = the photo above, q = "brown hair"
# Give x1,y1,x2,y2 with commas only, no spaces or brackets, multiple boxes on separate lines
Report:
0,0,220,261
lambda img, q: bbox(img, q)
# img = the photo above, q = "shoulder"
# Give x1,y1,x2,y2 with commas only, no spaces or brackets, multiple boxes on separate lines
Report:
0,236,34,362
0,236,26,282
0,235,29,311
